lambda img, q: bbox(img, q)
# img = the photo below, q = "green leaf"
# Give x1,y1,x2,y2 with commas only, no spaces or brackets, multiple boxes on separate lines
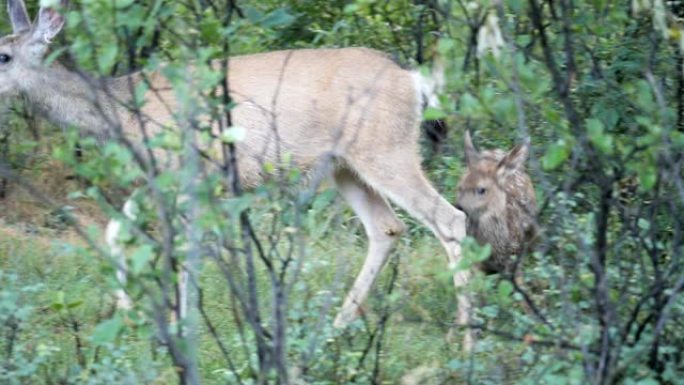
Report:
437,38,456,55
498,280,514,304
447,359,464,371
635,80,655,111
586,118,613,155
457,237,492,270
131,244,155,274
635,379,660,385
635,115,652,127
91,316,123,345
481,305,498,318
459,93,481,117
44,47,68,65
672,131,684,148
114,0,134,8
492,97,515,121
222,195,254,216
423,107,447,120
67,300,83,309
50,290,66,311
637,163,657,191
543,374,568,385
200,16,222,45
260,8,295,28
98,43,118,74
134,81,149,108
509,0,525,12
156,170,179,189
474,244,492,262
637,218,650,231
158,130,182,150
598,108,619,130
343,4,359,14
244,6,263,23
198,62,223,89
221,126,246,143
542,140,571,170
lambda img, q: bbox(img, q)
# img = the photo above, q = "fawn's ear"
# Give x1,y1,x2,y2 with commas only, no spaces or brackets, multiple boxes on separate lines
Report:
497,141,529,178
464,131,479,167
32,4,65,44
8,0,31,34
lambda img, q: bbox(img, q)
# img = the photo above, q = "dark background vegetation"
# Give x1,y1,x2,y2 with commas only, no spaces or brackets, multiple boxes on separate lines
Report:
0,0,683,384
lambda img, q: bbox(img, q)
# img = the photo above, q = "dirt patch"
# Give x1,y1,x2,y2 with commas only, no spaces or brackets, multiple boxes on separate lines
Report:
0,158,107,238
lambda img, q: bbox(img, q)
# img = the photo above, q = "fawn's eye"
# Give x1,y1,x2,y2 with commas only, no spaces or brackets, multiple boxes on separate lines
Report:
476,187,487,195
0,54,11,64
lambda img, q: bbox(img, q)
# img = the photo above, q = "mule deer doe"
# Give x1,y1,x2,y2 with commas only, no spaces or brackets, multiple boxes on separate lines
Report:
2,0,473,347
456,131,538,275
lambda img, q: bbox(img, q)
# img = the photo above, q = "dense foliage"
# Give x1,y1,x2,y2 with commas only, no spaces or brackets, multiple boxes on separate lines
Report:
0,0,682,384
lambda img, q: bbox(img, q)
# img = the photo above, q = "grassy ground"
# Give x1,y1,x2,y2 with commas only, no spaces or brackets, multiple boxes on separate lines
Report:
0,201,465,381
0,152,523,384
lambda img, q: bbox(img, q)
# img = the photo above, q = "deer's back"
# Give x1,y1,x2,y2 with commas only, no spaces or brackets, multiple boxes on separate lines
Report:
134,48,422,186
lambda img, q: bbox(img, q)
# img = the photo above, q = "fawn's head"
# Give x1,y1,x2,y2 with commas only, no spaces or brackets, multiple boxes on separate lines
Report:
0,0,66,95
456,131,531,221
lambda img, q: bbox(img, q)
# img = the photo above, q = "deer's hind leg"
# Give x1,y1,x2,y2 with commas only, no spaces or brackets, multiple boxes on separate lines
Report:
344,152,473,349
105,194,189,321
332,167,406,328
105,198,138,311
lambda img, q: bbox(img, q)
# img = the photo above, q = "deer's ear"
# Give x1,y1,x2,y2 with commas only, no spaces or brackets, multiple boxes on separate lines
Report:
464,131,479,167
32,5,65,44
497,142,529,177
8,0,31,34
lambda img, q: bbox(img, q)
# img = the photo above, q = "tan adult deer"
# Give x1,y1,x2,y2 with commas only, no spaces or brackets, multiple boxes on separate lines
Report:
2,0,472,347
456,131,538,275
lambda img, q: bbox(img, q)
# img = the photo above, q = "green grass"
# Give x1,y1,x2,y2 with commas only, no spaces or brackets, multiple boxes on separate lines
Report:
0,197,530,384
